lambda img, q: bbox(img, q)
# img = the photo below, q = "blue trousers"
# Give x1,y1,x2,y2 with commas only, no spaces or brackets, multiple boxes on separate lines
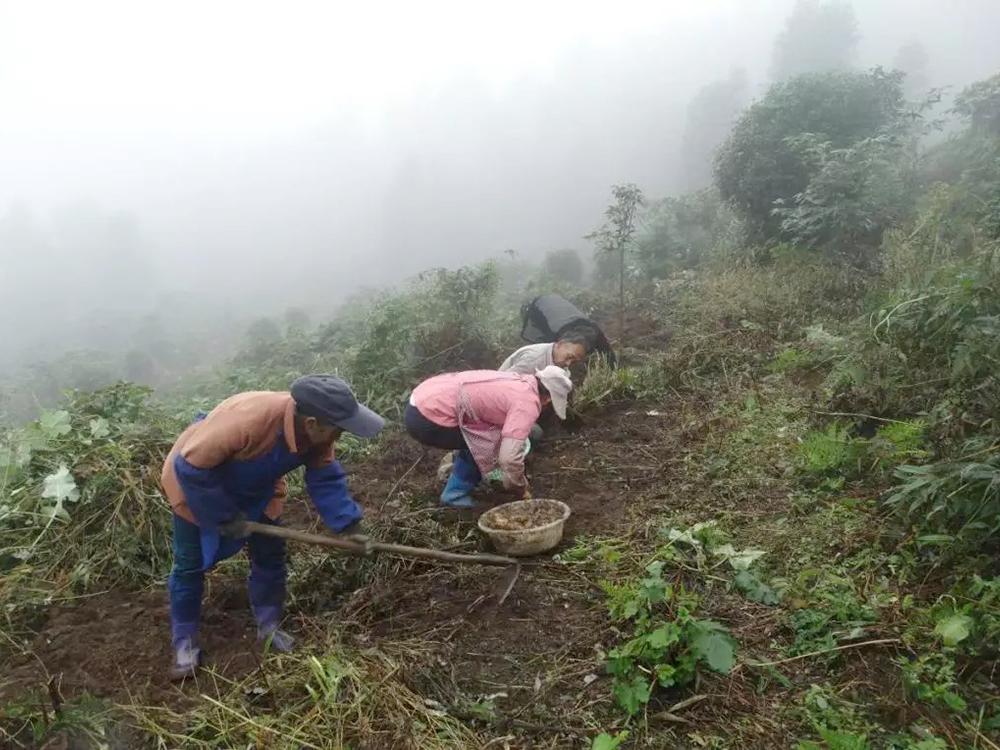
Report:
168,514,287,645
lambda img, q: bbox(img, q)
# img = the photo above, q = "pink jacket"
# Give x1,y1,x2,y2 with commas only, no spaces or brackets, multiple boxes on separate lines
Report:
411,370,539,487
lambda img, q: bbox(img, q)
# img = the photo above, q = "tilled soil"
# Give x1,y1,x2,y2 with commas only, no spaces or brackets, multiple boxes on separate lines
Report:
2,398,708,745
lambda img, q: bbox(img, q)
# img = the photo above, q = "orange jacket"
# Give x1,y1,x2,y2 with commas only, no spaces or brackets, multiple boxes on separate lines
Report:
161,391,333,523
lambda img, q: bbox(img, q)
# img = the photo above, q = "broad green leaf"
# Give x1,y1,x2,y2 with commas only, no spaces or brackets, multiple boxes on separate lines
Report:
690,621,737,673
604,655,631,678
645,560,666,576
612,674,651,715
89,417,110,439
645,623,680,649
41,465,79,520
591,731,629,750
39,410,72,438
639,563,668,604
42,465,79,503
940,691,967,712
934,613,972,646
713,543,736,558
817,728,869,750
621,599,640,620
734,570,781,605
713,544,767,571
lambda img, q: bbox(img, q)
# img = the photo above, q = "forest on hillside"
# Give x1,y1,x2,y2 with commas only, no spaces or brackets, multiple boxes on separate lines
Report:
3,1,1000,748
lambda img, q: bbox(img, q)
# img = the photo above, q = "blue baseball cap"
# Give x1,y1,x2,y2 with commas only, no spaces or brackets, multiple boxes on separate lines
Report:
290,375,385,438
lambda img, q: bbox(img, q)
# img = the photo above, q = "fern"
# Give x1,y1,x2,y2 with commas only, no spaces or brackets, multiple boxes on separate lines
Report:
799,423,862,476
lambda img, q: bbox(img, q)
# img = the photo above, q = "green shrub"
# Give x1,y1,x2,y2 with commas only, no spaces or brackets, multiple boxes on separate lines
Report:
715,68,906,242
307,261,515,417
885,451,1000,544
775,133,920,262
668,251,868,338
0,383,180,621
825,245,1000,444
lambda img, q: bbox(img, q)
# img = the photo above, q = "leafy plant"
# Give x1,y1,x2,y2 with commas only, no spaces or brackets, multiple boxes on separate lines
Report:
40,464,81,521
787,570,877,655
843,250,1000,437
776,135,910,259
796,684,877,749
306,655,352,705
574,357,675,411
872,420,926,460
897,652,967,712
885,454,1000,543
799,423,863,478
933,612,972,647
923,575,1000,657
734,570,781,605
0,383,179,622
591,730,629,750
797,728,870,750
602,561,737,715
658,519,782,606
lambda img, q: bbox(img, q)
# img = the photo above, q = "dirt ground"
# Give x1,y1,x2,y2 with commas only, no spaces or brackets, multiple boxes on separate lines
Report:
1,400,699,713
1,379,891,748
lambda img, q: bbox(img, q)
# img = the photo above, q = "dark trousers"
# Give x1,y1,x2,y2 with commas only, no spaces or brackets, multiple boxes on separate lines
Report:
404,403,467,450
168,514,286,645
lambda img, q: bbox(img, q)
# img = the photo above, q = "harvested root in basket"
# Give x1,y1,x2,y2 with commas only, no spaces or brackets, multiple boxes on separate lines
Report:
485,502,565,531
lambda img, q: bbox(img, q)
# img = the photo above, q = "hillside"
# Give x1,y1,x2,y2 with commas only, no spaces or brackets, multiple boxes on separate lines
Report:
3,67,1000,750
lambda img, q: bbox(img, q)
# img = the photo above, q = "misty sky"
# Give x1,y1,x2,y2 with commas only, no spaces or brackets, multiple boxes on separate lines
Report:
3,0,1000,364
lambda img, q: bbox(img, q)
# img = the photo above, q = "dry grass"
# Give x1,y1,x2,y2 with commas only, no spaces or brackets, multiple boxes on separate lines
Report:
122,636,488,750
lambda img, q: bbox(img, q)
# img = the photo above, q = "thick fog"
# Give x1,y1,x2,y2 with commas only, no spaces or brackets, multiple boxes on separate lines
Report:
3,0,1000,376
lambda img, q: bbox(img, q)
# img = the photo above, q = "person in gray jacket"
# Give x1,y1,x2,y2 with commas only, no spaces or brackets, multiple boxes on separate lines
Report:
497,331,589,442
498,331,589,375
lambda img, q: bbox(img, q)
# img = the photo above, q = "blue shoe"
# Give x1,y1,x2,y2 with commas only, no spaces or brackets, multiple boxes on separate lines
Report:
440,450,481,508
169,636,202,681
440,485,476,508
258,625,295,653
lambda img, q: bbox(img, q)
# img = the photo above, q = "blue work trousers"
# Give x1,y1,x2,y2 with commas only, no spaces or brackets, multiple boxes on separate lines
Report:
167,514,287,645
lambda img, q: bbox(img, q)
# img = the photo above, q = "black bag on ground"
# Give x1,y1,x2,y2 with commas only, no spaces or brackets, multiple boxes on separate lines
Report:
520,294,616,366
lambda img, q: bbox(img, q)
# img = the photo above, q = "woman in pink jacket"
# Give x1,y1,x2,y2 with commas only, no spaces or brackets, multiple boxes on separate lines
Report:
404,366,572,507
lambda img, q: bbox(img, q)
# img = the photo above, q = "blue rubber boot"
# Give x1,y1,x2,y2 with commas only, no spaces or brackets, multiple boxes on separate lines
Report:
247,521,292,652
440,449,482,508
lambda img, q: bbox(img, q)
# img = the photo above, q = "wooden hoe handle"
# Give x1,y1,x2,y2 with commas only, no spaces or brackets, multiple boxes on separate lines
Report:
242,520,517,567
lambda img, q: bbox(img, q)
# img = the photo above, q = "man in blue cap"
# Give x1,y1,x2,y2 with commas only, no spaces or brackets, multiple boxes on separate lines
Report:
160,374,384,680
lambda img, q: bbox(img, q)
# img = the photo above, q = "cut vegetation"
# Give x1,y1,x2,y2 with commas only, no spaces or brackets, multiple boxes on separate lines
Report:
3,46,1000,750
